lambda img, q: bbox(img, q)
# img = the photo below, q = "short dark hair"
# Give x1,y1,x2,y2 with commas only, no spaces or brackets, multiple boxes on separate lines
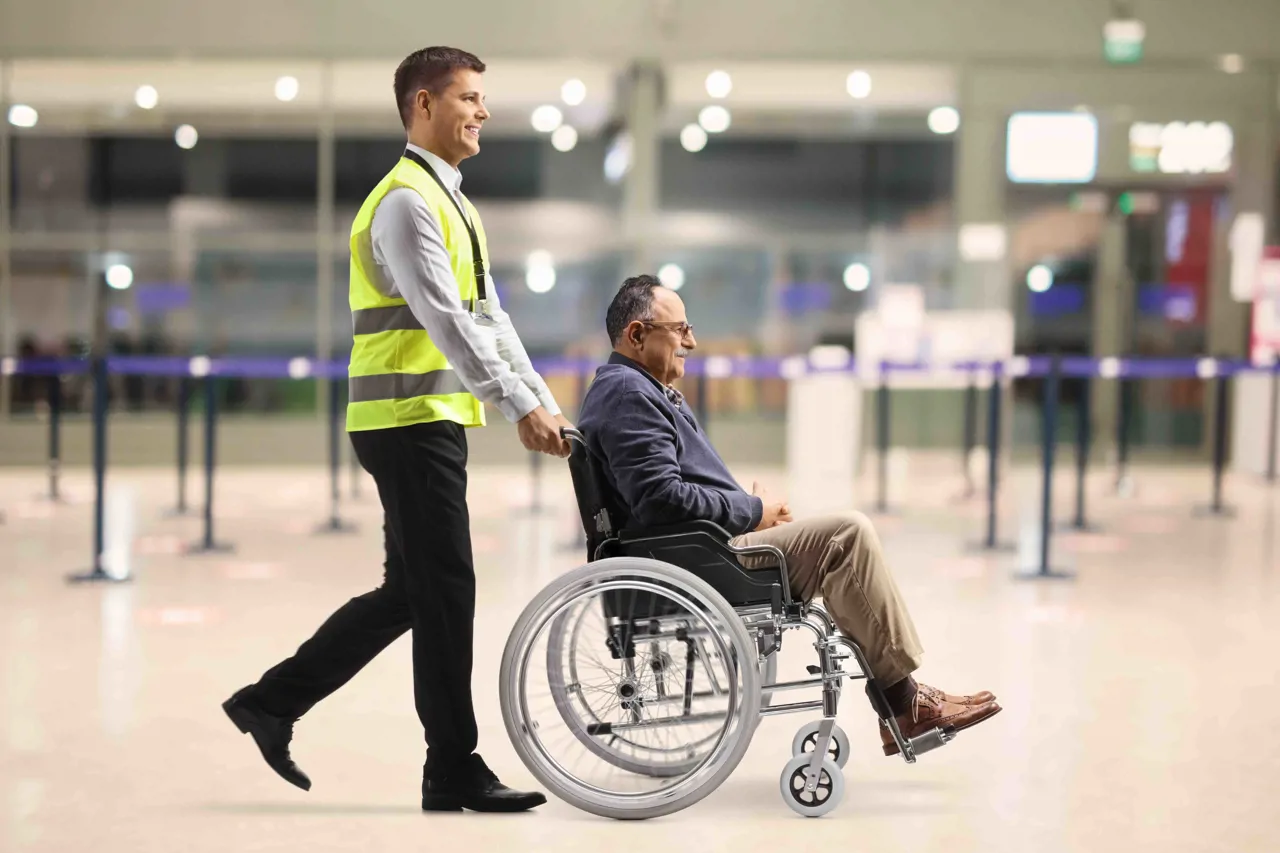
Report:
606,275,662,346
394,46,486,129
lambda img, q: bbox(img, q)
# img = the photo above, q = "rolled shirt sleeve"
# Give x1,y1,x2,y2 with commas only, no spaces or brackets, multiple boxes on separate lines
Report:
486,285,561,416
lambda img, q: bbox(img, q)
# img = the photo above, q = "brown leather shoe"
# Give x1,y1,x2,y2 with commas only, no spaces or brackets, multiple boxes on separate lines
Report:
920,684,996,706
880,686,1001,756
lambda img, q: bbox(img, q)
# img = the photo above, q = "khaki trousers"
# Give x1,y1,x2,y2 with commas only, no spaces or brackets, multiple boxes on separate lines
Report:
730,511,924,685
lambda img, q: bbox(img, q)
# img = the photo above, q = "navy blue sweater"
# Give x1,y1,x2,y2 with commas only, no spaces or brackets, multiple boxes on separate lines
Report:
577,353,764,535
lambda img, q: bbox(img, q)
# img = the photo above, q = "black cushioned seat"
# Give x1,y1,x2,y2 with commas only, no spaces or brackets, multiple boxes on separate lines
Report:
563,430,791,613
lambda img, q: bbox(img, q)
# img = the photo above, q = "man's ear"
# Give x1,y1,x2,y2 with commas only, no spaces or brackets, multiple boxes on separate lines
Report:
417,89,432,119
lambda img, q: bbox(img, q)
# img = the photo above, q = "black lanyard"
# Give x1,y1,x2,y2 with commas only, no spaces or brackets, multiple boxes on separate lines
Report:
402,148,488,306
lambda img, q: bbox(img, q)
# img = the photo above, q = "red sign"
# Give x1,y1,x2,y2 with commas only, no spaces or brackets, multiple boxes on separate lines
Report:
1251,246,1280,364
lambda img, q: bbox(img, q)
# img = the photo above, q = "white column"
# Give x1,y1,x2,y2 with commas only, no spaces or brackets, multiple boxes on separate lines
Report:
951,67,1010,312
620,61,662,273
1090,211,1131,444
315,61,336,424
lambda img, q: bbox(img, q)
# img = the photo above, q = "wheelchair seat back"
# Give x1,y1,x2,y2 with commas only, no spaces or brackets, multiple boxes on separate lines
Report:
562,427,790,615
565,431,615,562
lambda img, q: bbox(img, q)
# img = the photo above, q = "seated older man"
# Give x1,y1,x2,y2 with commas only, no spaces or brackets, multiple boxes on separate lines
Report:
576,275,1000,755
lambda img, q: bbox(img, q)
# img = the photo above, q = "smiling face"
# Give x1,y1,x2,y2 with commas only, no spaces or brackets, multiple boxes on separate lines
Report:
624,286,697,385
415,68,489,168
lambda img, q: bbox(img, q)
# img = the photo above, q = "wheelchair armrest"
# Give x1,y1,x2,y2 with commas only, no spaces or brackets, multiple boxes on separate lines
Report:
620,522,787,572
615,524,793,613
618,519,734,544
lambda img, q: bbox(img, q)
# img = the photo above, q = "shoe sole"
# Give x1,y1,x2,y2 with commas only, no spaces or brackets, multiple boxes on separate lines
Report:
222,698,312,792
422,793,547,813
882,704,1002,757
420,794,464,812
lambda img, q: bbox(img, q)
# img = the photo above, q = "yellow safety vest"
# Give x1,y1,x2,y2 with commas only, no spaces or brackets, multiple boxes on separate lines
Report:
346,154,489,432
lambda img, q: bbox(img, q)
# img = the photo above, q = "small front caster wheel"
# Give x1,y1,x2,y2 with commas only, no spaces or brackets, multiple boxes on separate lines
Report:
779,754,844,817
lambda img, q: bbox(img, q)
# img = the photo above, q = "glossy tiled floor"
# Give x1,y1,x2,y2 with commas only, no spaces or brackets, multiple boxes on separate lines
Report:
2,458,1278,852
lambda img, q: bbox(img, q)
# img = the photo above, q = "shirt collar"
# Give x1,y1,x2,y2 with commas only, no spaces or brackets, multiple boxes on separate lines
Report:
406,142,463,193
607,352,685,407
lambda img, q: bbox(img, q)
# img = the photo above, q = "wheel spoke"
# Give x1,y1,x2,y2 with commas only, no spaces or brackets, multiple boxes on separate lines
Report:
507,563,761,818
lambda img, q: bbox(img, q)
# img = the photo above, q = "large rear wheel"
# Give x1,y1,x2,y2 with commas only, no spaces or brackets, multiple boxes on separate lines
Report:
500,557,761,820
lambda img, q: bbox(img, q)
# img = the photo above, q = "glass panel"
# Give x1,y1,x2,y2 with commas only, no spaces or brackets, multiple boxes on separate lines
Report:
1005,187,1106,448
98,250,186,415
6,249,94,415
10,135,98,234
1125,191,1219,448
329,252,352,363
12,134,323,236
490,252,623,417
188,250,319,414
1007,187,1104,355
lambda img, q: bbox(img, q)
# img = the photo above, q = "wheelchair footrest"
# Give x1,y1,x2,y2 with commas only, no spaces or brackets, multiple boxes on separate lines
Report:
908,726,954,757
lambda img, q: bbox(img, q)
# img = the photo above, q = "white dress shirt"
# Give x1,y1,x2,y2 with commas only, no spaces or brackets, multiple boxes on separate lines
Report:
369,143,559,423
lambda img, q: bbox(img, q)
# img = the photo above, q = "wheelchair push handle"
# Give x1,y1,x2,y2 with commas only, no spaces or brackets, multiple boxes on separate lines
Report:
561,427,586,447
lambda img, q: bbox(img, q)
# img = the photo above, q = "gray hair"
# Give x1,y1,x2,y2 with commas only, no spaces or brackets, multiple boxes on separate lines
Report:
605,274,661,346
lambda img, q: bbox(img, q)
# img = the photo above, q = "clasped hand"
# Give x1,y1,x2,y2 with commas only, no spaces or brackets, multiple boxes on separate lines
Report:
752,481,793,531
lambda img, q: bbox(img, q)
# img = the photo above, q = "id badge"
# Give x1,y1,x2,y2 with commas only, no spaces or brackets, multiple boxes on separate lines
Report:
471,299,497,327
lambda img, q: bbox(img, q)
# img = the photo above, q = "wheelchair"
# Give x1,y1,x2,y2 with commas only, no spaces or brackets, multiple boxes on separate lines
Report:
498,429,955,820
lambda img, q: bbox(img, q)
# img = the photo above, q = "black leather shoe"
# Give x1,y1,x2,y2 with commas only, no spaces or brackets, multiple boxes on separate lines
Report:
422,755,546,813
222,686,311,791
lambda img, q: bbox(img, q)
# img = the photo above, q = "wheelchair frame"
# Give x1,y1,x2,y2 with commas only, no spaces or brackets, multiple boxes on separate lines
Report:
558,427,954,799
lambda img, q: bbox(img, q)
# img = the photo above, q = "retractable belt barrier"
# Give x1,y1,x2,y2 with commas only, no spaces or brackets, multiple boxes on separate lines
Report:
4,353,1274,584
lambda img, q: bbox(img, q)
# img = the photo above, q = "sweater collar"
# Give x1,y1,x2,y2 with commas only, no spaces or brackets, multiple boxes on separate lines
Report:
607,352,685,407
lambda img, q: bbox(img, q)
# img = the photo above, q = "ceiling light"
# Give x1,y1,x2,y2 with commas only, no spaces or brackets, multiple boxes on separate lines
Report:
274,76,300,102
842,263,870,292
561,78,586,106
134,85,158,110
531,105,564,133
658,263,686,291
551,125,578,152
105,263,134,291
526,267,556,293
174,124,199,150
705,70,732,99
698,105,731,134
526,250,556,294
7,105,37,128
680,123,708,153
1027,264,1054,293
928,106,961,135
846,70,872,99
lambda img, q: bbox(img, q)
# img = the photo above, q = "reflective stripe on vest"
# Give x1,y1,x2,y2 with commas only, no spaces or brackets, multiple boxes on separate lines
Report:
351,305,423,335
348,370,468,403
345,154,489,432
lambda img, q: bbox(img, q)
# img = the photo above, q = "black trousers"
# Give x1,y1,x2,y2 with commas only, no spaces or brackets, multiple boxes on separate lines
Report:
253,421,477,777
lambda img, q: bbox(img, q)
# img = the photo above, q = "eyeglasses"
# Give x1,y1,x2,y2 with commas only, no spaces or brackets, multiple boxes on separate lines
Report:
641,320,694,337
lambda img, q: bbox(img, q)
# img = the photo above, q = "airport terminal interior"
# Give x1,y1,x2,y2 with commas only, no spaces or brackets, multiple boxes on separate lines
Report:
2,1,1279,850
